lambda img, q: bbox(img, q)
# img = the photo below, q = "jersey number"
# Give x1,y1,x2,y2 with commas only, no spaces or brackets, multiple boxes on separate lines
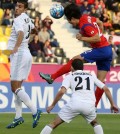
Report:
26,25,31,39
75,76,90,91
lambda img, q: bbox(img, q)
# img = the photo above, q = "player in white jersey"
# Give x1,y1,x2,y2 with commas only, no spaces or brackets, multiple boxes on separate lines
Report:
6,0,41,129
40,59,119,134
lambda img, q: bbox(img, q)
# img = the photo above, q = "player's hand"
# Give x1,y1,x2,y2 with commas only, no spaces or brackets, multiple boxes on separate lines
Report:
46,105,54,113
76,33,82,40
111,105,119,113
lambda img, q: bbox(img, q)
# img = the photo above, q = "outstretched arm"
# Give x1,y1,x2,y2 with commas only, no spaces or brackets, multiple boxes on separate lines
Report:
103,86,119,113
93,74,119,113
46,86,67,113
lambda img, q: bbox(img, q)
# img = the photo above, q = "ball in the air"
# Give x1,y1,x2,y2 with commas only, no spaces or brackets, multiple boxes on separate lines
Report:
50,4,64,19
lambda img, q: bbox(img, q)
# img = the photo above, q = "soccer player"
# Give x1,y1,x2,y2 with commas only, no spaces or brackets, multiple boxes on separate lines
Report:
39,3,112,107
40,59,118,134
6,0,41,129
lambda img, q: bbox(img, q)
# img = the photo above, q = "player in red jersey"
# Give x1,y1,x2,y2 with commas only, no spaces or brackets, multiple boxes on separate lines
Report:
39,3,113,107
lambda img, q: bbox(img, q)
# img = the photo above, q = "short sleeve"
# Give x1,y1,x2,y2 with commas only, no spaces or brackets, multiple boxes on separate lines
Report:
82,24,98,37
92,75,105,89
14,18,24,33
61,75,71,89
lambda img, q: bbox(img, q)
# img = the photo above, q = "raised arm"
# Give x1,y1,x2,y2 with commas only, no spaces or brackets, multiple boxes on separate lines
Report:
93,74,119,113
102,86,119,113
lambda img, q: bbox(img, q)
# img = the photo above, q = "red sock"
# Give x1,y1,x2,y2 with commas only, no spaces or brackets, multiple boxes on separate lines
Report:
95,87,104,107
51,59,73,80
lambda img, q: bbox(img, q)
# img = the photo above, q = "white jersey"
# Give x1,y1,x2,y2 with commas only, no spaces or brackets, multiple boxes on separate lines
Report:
7,13,34,80
62,70,105,105
7,13,34,50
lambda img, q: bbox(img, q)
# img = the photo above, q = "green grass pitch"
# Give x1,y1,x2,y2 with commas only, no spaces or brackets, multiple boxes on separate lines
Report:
0,113,120,134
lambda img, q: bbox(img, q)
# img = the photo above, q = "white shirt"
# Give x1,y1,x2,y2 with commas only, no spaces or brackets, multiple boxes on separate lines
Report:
62,70,105,104
7,13,34,50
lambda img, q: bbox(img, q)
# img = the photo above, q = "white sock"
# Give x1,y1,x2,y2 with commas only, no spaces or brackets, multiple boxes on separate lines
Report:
14,93,22,119
40,125,53,134
15,88,37,115
94,125,104,134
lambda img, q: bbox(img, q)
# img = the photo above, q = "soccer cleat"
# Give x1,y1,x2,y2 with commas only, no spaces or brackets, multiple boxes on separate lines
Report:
6,117,24,129
39,72,54,84
32,109,42,128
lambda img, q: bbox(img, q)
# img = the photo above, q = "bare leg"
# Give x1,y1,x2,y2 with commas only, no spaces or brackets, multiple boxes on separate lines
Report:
90,118,104,134
40,115,64,134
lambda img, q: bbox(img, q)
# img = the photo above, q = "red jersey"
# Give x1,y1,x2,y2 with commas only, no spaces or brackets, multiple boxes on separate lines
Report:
79,14,109,48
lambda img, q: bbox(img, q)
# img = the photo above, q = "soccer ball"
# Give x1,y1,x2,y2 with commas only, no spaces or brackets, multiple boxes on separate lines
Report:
50,4,64,19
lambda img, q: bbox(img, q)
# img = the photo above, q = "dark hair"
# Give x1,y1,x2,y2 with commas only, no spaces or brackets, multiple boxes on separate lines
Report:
17,0,28,8
64,3,81,20
72,59,83,70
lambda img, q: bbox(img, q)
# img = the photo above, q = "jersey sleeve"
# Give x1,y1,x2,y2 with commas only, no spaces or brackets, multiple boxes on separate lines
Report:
14,17,24,33
81,23,98,37
92,75,105,89
61,75,71,89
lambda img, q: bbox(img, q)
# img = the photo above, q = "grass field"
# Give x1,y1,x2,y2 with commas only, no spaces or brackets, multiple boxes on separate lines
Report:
0,113,120,134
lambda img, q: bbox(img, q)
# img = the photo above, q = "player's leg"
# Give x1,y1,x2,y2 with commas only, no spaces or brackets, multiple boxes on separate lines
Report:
40,115,64,134
40,100,77,134
39,59,73,84
90,119,104,134
80,49,105,108
80,46,112,107
14,93,22,118
40,125,53,134
39,55,84,84
82,103,103,134
14,81,23,119
7,81,24,129
12,81,37,114
17,50,42,128
7,51,41,128
95,47,112,107
95,70,107,107
12,81,41,128
14,80,23,119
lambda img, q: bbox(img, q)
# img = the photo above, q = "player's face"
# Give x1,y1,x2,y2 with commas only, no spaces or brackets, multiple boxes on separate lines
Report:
67,18,79,27
15,2,26,17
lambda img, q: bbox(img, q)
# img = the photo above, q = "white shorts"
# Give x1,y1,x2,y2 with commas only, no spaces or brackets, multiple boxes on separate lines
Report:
10,49,32,81
58,100,96,124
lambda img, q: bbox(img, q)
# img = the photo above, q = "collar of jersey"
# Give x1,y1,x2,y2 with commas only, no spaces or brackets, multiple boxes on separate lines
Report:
72,70,83,74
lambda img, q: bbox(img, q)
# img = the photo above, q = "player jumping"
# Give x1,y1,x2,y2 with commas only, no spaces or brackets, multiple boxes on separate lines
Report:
39,3,113,107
